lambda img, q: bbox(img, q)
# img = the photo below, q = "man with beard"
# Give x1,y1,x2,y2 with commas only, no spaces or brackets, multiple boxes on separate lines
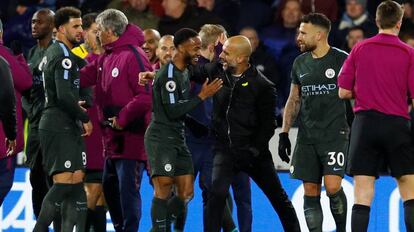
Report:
145,28,223,232
279,13,350,232
156,34,175,68
34,7,92,232
72,12,106,232
22,8,55,225
143,28,161,69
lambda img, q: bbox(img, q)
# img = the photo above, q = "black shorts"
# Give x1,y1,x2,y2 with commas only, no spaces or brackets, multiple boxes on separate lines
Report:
347,110,414,178
291,139,348,183
39,129,86,176
144,137,193,178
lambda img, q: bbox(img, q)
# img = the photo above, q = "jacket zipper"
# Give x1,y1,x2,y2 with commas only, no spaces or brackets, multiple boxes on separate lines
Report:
225,72,246,147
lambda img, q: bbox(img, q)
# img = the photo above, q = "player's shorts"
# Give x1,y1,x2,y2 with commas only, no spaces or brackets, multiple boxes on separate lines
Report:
347,110,414,178
144,134,193,178
39,129,86,176
84,169,103,183
290,138,349,183
25,127,42,169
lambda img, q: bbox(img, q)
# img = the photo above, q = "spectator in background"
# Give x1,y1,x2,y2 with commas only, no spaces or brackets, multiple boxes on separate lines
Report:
260,0,301,125
300,0,338,22
142,28,161,69
240,26,280,91
332,0,377,48
196,0,241,35
0,18,32,205
0,56,17,206
80,0,111,14
402,31,414,47
158,0,225,36
72,12,107,232
107,0,159,30
236,0,272,35
342,26,365,52
3,0,38,56
400,0,414,39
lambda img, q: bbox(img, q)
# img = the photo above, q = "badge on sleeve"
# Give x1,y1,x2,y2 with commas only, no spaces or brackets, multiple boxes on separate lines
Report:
61,58,72,69
165,80,176,92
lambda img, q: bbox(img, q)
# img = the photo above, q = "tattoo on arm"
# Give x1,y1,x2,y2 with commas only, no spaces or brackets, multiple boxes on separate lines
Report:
281,84,301,132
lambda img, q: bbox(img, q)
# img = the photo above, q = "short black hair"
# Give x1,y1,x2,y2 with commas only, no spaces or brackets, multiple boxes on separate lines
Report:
173,28,198,47
348,25,365,36
82,13,97,30
301,13,331,33
54,6,81,29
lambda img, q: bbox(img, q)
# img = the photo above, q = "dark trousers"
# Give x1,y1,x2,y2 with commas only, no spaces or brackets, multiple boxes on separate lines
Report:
231,172,252,232
30,152,50,219
0,155,16,206
188,140,253,232
206,145,300,232
103,158,145,232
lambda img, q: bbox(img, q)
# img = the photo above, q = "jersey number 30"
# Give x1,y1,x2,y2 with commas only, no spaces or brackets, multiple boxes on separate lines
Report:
327,152,345,166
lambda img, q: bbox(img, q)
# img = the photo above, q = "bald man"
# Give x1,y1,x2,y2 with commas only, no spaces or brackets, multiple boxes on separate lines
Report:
22,8,56,225
205,35,301,232
142,28,161,69
156,35,175,68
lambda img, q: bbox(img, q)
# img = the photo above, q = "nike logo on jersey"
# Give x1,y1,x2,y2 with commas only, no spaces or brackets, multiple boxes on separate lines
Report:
156,219,166,223
299,73,309,78
333,167,342,171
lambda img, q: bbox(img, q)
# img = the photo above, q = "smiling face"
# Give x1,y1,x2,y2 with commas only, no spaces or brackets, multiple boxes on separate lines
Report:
142,29,160,62
219,41,237,71
179,36,201,65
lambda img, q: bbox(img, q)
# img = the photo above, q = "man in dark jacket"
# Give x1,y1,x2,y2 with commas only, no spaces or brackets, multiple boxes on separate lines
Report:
0,55,17,206
80,9,153,232
205,35,301,232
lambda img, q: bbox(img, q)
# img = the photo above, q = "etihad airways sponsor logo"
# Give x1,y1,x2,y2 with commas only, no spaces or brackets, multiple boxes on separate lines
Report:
301,83,337,96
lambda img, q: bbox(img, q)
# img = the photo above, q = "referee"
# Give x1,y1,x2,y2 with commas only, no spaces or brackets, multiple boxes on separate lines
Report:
339,1,414,231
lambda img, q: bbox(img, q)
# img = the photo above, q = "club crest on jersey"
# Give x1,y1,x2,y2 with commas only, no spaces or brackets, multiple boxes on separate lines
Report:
112,67,119,77
165,80,176,92
62,58,72,69
325,68,335,79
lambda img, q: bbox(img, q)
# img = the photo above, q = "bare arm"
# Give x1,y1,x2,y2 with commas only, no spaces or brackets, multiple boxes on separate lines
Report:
281,84,301,133
338,87,353,99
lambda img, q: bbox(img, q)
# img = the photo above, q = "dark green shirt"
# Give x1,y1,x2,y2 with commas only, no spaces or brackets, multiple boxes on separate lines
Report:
149,62,202,136
39,41,89,133
291,47,350,144
23,41,53,128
